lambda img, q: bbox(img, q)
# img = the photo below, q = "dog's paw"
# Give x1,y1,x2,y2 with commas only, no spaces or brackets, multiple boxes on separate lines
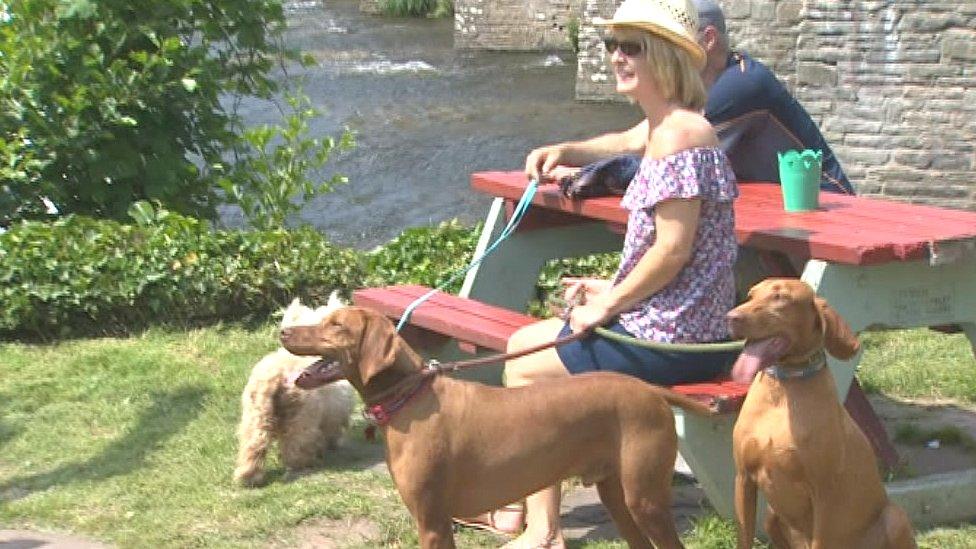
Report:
233,467,266,488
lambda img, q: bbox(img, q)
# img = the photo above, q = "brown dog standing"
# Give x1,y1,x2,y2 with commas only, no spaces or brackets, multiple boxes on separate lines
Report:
281,305,715,549
728,279,916,548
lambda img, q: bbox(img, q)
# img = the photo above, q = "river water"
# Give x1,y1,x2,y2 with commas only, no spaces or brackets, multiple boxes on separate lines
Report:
234,0,640,249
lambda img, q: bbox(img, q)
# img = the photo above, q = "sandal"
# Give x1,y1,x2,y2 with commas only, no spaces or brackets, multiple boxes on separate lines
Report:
453,503,525,537
499,533,564,549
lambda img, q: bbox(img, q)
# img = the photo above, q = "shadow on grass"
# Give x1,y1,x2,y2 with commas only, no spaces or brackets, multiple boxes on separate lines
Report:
327,433,388,472
261,436,389,488
0,392,25,454
559,481,711,547
0,420,23,452
0,386,207,502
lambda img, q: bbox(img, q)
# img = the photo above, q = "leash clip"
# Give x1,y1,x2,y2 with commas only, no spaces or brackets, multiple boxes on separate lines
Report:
559,291,585,322
560,303,575,322
425,359,442,372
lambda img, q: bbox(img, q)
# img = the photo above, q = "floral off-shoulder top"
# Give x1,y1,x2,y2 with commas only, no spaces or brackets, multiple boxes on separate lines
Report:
613,147,738,343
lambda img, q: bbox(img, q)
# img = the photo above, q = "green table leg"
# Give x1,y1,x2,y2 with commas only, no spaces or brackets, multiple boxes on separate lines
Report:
801,257,976,528
460,197,621,311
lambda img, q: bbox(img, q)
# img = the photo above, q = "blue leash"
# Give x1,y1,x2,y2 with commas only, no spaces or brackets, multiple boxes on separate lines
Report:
395,179,540,332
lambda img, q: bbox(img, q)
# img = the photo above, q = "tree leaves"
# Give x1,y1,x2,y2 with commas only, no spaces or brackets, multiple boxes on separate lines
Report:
227,91,355,230
0,0,320,229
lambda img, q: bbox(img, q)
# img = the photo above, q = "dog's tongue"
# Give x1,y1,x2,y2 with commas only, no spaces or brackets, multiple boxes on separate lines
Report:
286,358,330,388
730,337,790,383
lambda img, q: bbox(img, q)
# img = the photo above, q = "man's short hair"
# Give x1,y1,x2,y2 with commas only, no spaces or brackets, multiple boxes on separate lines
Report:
691,0,727,37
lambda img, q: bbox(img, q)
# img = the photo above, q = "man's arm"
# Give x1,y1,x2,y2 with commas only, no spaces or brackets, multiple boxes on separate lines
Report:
525,120,648,181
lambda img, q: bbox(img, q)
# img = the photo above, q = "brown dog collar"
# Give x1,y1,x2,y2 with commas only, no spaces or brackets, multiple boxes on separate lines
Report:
764,350,827,381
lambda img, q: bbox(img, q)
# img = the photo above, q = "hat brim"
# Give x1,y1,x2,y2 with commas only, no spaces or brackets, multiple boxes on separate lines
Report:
593,18,706,69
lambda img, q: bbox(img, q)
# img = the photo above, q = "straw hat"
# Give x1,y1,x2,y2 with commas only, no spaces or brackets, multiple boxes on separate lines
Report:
594,0,706,69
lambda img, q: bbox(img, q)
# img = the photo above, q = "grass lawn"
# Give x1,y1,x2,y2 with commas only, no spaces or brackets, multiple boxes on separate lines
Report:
1,324,974,547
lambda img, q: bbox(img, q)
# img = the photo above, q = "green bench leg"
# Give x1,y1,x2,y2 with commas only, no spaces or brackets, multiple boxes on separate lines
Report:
673,409,737,520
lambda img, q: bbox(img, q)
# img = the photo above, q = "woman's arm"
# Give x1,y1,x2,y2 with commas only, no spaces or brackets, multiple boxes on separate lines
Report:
568,198,701,333
566,109,716,332
525,120,649,181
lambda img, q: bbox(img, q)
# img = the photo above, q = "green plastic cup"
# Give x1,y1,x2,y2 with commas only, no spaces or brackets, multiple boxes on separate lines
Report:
777,149,822,212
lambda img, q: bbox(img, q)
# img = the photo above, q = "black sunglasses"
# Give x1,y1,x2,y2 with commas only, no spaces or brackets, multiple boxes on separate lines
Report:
602,37,644,57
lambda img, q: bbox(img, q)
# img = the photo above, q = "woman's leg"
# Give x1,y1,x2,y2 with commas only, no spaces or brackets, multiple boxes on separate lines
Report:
502,318,569,549
504,318,571,388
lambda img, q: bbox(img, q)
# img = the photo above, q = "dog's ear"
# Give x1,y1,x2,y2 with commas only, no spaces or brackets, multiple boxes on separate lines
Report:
356,309,399,386
815,297,860,359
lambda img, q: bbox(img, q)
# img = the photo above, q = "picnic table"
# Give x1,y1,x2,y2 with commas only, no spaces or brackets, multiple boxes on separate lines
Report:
454,171,976,528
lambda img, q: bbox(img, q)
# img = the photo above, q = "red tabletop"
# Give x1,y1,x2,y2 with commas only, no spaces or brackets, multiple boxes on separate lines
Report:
472,171,976,266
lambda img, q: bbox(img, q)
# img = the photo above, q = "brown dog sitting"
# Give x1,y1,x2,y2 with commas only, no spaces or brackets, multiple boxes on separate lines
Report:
728,279,916,548
281,305,717,549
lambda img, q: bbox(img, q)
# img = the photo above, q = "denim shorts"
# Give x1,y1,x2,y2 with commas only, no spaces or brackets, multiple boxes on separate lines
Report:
554,320,738,386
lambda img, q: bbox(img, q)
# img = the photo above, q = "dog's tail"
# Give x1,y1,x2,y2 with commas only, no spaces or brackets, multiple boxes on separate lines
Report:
233,353,283,487
645,386,717,416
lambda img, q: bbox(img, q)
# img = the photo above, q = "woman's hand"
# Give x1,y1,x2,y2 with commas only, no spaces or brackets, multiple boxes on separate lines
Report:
560,278,615,333
568,294,614,334
561,277,612,305
547,165,581,182
525,144,568,182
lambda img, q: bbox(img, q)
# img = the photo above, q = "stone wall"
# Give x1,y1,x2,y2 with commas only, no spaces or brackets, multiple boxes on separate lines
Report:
575,0,976,210
798,1,976,206
454,0,584,50
359,0,383,15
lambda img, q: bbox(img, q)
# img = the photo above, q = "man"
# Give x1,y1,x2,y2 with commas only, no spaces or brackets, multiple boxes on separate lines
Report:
526,0,855,195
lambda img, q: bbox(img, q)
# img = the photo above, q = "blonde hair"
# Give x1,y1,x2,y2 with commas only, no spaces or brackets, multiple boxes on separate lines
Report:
639,32,707,110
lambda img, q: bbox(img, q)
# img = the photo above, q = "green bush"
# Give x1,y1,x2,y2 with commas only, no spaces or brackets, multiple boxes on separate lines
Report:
567,17,580,53
366,219,480,293
0,0,349,228
219,92,355,231
382,0,453,17
0,214,621,339
528,252,620,317
0,212,367,339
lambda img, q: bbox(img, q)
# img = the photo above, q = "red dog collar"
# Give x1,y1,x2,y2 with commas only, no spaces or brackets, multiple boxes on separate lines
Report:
363,376,434,426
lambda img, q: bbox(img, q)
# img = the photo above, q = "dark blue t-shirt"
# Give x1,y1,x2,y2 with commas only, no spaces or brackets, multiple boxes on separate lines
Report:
705,52,854,195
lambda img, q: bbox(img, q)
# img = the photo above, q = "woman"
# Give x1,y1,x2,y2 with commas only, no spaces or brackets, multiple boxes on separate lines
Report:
503,1,739,547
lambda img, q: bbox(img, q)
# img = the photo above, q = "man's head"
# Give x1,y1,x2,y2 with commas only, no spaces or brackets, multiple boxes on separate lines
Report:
692,0,727,43
690,0,730,86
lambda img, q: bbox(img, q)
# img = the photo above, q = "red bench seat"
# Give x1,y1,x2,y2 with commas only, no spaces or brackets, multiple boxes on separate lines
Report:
353,284,750,414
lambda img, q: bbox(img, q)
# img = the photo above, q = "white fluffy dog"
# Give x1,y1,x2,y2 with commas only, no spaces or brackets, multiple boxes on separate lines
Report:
233,294,355,487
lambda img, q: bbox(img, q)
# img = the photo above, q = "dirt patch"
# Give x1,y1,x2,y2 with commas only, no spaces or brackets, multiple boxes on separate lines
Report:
870,394,976,477
0,530,109,548
285,517,382,549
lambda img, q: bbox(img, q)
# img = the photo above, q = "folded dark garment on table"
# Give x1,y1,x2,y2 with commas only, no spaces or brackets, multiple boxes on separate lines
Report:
558,154,640,198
